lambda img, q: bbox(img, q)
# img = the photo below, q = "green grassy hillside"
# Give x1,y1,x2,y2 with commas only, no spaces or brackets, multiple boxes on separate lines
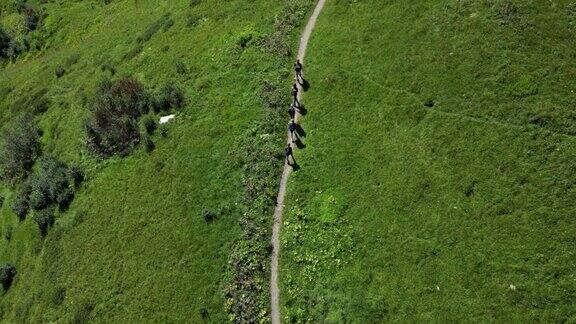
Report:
0,0,312,322
281,0,576,322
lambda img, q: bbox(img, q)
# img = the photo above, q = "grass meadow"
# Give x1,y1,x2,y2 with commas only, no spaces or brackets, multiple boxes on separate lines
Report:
0,0,311,321
281,0,576,322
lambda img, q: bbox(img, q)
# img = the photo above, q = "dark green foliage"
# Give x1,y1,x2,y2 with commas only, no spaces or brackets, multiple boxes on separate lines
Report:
69,165,84,188
123,44,143,61
142,115,157,135
162,18,174,32
0,114,41,182
17,2,42,32
186,14,200,28
4,226,12,242
190,0,201,7
0,195,3,207
72,302,93,324
27,156,76,212
55,66,65,78
202,209,216,223
50,286,65,306
0,27,11,58
85,77,151,157
0,264,16,291
155,84,185,112
423,99,435,108
100,63,115,75
143,134,155,153
12,193,29,222
33,208,55,237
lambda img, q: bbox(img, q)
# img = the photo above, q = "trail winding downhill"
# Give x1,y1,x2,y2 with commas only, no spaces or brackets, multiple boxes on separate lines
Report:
270,1,326,323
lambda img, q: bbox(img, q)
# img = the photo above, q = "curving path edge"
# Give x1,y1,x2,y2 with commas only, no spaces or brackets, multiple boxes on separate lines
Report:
270,0,326,323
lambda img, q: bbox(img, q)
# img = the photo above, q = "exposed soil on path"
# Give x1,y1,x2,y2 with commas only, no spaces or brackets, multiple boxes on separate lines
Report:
270,1,326,323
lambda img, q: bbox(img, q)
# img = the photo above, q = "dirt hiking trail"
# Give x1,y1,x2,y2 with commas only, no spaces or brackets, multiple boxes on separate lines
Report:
270,0,326,323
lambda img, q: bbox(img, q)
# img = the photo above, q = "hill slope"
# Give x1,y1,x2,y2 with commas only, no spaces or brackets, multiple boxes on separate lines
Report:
0,0,312,322
281,0,576,322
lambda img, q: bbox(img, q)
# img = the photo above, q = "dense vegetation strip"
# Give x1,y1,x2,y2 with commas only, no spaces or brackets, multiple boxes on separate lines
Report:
224,1,314,322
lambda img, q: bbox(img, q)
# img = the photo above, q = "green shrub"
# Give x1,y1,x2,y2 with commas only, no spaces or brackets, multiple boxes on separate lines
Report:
155,84,185,112
186,14,201,28
123,44,143,61
0,27,11,58
3,226,12,242
0,264,16,291
143,134,155,153
203,209,216,223
72,302,93,324
17,3,42,31
28,156,74,211
55,66,65,78
69,165,84,188
0,114,41,182
85,77,151,157
142,115,157,135
12,189,30,222
33,208,55,237
163,18,174,32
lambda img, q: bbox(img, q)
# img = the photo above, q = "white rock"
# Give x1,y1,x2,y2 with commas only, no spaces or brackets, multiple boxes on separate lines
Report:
159,114,175,124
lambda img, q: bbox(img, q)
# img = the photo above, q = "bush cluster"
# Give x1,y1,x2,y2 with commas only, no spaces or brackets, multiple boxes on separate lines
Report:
11,156,81,231
85,77,151,157
85,77,185,157
0,114,41,182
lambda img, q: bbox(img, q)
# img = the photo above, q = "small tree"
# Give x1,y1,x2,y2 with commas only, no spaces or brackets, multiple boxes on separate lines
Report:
33,209,55,237
0,264,16,291
0,114,41,182
85,77,151,157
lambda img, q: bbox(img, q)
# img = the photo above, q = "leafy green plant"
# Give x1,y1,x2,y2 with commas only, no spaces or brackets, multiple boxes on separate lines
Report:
0,264,16,291
0,27,11,58
0,114,41,182
33,208,55,237
154,83,185,112
85,77,151,157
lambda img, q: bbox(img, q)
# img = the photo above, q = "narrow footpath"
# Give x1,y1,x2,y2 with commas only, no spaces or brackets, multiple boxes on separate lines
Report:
270,1,326,323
